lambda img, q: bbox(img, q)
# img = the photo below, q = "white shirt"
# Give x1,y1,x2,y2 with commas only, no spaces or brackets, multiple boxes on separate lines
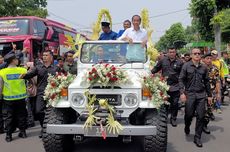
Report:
118,27,147,41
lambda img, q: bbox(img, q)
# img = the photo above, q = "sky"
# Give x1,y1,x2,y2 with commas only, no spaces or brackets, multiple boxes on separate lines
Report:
47,0,192,42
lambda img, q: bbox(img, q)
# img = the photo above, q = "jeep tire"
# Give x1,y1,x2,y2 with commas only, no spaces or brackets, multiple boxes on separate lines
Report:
42,107,77,152
143,105,168,152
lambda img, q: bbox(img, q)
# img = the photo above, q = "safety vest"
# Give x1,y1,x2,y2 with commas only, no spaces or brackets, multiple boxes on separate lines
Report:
0,67,27,101
212,59,224,79
220,58,229,77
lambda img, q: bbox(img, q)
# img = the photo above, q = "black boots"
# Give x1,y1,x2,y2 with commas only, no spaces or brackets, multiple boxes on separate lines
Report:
170,118,177,127
194,137,203,147
39,128,43,138
203,125,211,134
5,134,12,142
18,130,27,138
0,128,5,134
184,125,190,135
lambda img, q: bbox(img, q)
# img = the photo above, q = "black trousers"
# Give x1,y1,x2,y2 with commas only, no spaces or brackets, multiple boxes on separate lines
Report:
0,101,4,130
168,91,180,120
3,99,27,134
184,93,206,139
35,94,46,127
27,96,36,126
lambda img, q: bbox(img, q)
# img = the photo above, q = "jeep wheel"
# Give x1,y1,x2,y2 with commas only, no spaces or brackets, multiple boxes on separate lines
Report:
42,107,77,152
143,105,168,152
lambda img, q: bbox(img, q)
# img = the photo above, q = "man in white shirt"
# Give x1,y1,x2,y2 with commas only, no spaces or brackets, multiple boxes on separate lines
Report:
118,15,148,45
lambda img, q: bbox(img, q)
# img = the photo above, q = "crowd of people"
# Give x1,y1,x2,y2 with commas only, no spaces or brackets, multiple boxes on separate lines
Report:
0,14,229,150
153,47,229,147
0,49,78,142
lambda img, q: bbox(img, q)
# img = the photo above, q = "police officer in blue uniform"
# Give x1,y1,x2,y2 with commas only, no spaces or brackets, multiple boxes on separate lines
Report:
98,22,118,40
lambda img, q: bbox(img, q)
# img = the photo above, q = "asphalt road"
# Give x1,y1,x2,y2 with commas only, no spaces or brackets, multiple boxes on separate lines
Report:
0,97,229,152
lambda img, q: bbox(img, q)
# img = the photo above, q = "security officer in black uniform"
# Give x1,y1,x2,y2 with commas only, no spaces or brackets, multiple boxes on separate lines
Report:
152,46,183,127
179,48,212,148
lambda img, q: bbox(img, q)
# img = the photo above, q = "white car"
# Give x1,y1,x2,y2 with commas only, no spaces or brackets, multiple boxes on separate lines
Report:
42,41,168,152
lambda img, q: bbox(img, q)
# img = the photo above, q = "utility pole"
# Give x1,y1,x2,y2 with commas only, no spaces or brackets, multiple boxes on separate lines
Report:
214,4,221,57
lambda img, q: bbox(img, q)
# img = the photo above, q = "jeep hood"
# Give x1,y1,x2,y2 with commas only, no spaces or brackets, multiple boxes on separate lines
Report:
69,69,149,89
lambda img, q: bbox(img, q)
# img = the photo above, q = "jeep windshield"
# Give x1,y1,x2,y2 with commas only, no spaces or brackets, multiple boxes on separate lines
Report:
80,42,147,64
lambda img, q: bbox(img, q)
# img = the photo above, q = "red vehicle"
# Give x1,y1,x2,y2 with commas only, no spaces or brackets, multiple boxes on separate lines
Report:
0,16,86,61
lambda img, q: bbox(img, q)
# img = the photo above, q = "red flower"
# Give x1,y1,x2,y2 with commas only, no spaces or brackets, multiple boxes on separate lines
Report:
111,66,116,71
50,94,56,100
89,72,92,75
51,82,56,87
143,76,146,80
94,75,97,78
160,76,165,81
92,68,97,73
57,72,62,76
88,77,93,81
106,73,111,77
104,64,109,67
160,91,163,97
112,72,116,75
64,72,68,76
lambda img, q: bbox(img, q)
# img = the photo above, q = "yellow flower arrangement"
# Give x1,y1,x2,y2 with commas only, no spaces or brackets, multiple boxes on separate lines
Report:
141,9,159,65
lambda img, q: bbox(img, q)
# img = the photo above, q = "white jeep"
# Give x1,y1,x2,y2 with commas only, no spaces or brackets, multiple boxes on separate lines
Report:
42,41,168,152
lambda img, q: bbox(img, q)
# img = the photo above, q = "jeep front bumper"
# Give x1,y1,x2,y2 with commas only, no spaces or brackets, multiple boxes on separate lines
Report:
46,124,156,136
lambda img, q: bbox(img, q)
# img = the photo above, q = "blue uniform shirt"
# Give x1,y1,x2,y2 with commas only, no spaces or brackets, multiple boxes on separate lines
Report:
99,31,118,40
117,30,125,38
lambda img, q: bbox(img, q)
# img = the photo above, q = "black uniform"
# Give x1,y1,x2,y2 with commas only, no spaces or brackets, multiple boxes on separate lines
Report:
23,64,59,127
179,61,212,140
152,56,183,121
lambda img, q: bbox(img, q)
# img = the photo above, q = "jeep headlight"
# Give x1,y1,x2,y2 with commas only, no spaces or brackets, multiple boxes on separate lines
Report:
72,93,85,107
124,93,138,107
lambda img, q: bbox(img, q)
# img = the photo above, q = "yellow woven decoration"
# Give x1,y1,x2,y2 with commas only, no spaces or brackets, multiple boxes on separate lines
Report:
91,9,112,40
73,34,86,58
141,9,159,64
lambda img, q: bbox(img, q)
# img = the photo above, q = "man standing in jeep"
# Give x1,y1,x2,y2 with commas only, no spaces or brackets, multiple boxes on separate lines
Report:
151,47,183,127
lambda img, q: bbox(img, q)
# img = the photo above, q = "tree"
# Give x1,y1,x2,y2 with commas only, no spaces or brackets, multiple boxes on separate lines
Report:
156,23,186,51
189,0,216,41
0,0,48,18
189,0,230,41
212,8,230,43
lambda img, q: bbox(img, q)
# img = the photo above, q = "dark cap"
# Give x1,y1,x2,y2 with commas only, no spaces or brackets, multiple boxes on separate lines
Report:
4,53,17,63
202,53,212,58
101,22,110,27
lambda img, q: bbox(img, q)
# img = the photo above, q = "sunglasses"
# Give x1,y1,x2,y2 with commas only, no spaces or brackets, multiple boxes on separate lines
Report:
193,53,201,55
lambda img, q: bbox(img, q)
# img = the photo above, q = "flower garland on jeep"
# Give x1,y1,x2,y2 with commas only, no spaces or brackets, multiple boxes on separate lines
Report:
84,63,130,87
83,91,123,139
44,72,76,106
141,74,170,108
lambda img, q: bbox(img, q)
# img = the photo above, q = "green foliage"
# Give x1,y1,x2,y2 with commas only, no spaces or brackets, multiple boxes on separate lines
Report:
212,9,230,42
189,0,216,41
156,23,186,51
0,0,48,18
